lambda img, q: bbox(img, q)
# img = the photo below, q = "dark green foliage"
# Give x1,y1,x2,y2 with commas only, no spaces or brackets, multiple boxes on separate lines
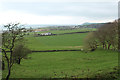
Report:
13,44,31,64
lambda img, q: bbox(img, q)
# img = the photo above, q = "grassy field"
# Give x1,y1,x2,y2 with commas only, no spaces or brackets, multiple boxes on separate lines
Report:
2,49,118,78
25,33,88,50
25,28,94,51
34,28,96,34
2,28,118,79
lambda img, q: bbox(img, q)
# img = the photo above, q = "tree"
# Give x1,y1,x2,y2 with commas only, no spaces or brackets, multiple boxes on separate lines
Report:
13,43,31,64
96,22,118,50
85,20,118,51
2,23,28,80
94,26,107,49
2,60,5,70
0,33,2,70
84,32,98,51
118,19,120,51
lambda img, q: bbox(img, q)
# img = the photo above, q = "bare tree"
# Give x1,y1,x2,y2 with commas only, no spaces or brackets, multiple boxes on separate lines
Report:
118,19,120,51
85,20,118,50
2,23,28,80
97,22,118,50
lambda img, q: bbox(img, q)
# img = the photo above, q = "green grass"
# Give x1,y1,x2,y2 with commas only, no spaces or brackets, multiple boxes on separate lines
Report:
25,33,88,50
2,49,118,78
2,28,118,79
34,28,96,34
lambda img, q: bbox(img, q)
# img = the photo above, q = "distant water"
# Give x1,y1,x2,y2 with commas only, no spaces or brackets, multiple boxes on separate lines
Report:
24,24,52,29
24,24,77,29
0,24,78,30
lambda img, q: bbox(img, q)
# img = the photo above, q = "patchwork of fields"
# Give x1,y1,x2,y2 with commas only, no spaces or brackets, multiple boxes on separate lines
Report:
2,28,118,79
25,33,88,50
34,28,96,34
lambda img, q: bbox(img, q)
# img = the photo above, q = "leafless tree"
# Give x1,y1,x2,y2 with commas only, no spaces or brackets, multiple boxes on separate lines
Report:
2,23,28,80
85,20,118,50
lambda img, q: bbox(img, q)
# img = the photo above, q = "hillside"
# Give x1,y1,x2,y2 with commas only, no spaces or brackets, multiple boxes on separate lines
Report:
76,23,106,28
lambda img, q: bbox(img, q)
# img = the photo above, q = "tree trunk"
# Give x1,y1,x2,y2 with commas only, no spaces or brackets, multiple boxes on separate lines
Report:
105,44,107,49
2,61,5,70
17,58,21,64
6,68,11,80
108,44,111,50
2,49,11,80
103,44,104,49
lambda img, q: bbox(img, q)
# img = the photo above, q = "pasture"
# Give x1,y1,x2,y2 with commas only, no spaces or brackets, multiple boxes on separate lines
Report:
35,28,96,34
2,28,118,79
2,49,118,78
25,33,88,50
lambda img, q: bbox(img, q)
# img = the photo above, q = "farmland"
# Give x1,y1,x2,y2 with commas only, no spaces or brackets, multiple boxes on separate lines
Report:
25,33,88,50
2,49,118,78
34,28,96,34
2,28,118,79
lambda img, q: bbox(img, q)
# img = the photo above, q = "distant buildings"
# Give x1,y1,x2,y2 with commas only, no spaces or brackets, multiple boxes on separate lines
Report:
34,32,52,36
33,28,53,36
41,33,52,36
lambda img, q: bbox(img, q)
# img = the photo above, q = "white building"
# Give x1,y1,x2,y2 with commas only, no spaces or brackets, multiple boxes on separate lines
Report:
41,32,52,36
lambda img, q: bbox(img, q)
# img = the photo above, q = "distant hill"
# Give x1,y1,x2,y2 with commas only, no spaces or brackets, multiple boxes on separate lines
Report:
25,22,108,30
81,22,98,25
76,22,106,28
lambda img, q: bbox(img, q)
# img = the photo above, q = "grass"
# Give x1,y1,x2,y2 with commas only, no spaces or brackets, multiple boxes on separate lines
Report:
2,28,118,79
25,33,88,50
2,49,118,78
35,28,96,34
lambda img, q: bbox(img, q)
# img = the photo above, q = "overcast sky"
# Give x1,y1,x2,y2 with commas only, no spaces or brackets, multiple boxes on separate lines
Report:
0,0,119,25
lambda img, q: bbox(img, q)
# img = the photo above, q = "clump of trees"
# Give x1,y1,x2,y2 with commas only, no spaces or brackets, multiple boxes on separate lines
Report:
2,23,31,80
84,20,118,51
84,32,98,51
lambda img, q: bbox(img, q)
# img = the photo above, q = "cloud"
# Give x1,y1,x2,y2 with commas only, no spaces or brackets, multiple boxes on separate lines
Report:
1,2,117,16
0,10,115,25
0,0,119,3
0,1,118,24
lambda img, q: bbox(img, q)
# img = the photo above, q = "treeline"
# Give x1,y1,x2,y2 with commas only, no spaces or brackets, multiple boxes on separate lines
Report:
84,20,118,50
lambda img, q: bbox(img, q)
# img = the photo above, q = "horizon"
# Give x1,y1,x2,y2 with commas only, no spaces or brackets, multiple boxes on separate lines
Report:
0,20,114,26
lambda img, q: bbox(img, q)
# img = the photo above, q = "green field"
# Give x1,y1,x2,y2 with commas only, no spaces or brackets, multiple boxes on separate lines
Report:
2,28,118,79
2,49,118,78
26,33,88,50
35,28,96,34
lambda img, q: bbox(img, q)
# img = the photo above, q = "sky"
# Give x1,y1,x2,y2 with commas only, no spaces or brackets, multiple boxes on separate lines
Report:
0,0,119,25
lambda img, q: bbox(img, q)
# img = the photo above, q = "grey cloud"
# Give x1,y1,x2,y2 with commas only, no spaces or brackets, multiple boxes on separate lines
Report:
2,2,117,19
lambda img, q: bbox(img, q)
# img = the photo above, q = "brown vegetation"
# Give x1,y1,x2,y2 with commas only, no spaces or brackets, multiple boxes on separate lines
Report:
84,20,118,51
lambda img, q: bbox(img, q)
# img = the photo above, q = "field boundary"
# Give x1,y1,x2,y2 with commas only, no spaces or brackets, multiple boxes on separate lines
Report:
32,49,81,52
56,31,90,35
6,49,82,53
